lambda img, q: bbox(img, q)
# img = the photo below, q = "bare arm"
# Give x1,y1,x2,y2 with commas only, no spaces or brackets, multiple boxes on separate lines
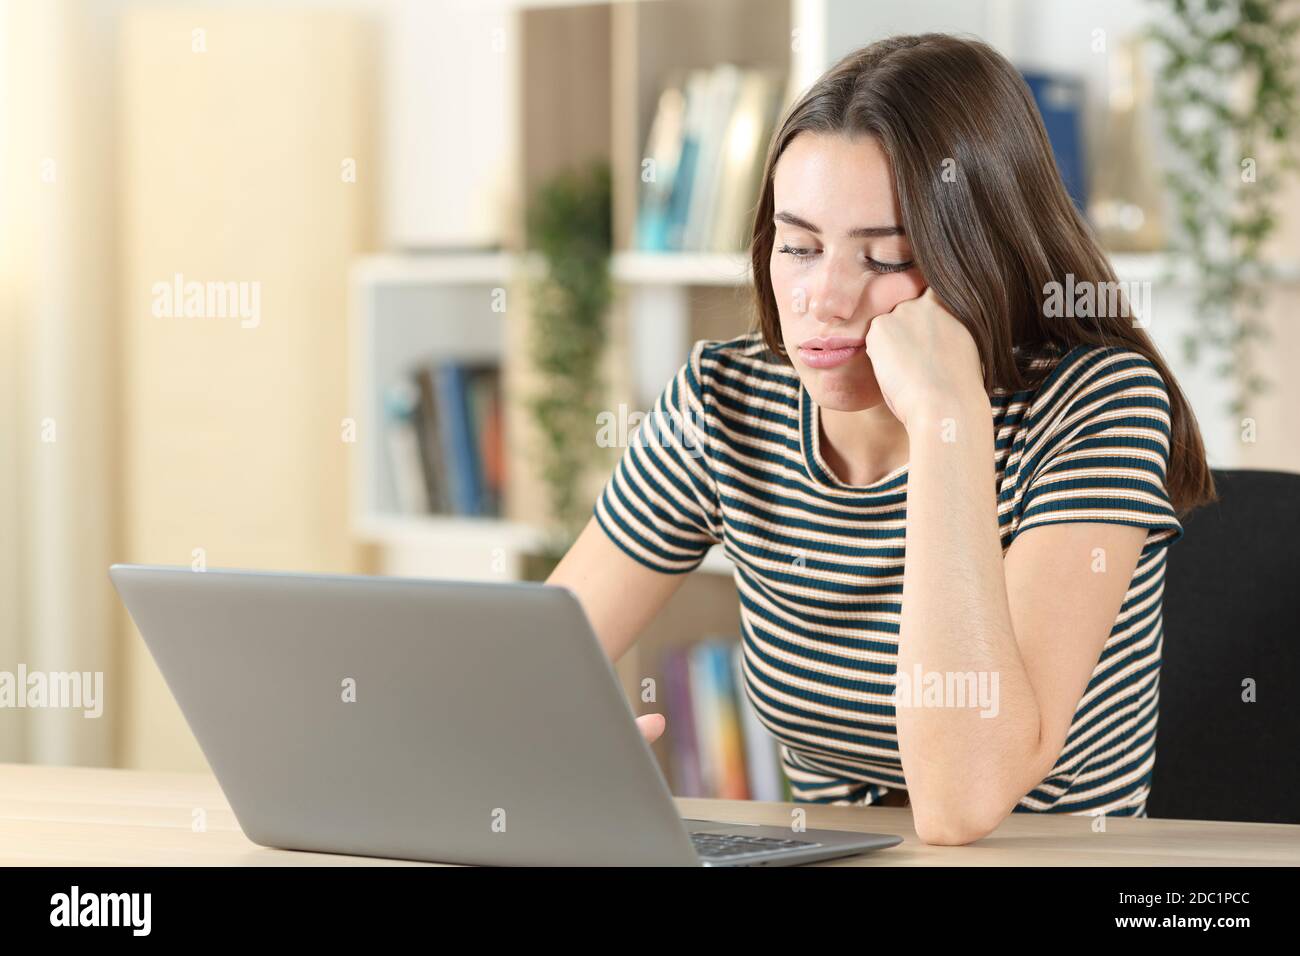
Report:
896,395,1146,845
546,516,689,664
867,290,1163,845
546,517,689,743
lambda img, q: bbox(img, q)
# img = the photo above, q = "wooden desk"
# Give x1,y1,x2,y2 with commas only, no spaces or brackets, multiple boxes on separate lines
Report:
2,763,1295,866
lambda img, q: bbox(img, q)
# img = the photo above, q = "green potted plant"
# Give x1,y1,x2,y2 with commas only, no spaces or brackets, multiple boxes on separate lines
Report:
1149,0,1300,415
520,159,615,579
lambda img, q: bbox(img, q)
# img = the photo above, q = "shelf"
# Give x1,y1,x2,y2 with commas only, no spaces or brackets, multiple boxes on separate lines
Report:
611,251,753,286
355,511,736,577
354,513,544,551
350,252,528,286
353,250,756,288
1107,252,1300,285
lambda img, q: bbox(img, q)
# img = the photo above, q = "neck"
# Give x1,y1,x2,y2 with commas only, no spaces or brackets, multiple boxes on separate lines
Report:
818,402,909,485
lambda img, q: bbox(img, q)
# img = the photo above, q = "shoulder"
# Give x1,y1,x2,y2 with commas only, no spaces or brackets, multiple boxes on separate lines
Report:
1010,343,1185,546
684,330,796,398
1028,343,1172,420
692,329,784,375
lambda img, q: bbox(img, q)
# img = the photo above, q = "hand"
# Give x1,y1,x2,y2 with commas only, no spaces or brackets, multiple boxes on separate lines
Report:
636,713,666,744
864,287,984,429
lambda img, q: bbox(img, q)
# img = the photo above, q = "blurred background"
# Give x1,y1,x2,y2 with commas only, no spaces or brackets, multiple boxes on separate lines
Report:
2,0,1298,803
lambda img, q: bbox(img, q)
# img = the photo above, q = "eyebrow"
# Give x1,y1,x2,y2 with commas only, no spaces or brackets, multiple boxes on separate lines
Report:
773,210,905,238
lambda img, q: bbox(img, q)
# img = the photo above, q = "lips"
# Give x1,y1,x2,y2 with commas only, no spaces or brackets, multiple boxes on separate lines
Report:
797,335,866,370
800,336,864,350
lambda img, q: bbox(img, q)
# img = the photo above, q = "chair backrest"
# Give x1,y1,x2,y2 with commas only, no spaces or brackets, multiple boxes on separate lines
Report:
1149,469,1300,824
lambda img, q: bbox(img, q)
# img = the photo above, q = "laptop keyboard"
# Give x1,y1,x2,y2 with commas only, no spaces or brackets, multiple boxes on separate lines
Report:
690,831,820,861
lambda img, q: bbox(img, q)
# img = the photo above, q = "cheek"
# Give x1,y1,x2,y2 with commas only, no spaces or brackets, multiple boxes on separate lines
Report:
769,254,793,304
769,257,798,339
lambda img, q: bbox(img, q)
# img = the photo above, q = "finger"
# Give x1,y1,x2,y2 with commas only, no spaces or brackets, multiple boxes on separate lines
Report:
636,713,666,744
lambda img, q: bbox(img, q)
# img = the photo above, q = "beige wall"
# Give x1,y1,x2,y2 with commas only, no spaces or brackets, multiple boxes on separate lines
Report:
0,0,123,766
1236,287,1300,475
1245,174,1300,475
118,9,374,770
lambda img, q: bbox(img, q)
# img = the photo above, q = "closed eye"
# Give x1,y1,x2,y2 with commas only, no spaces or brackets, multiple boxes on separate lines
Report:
776,244,914,274
777,244,816,259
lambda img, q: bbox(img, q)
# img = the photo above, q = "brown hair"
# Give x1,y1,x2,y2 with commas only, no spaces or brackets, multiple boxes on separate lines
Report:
749,33,1216,513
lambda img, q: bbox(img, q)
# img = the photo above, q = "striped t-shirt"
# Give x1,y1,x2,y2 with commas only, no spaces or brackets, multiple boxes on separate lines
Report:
595,331,1184,817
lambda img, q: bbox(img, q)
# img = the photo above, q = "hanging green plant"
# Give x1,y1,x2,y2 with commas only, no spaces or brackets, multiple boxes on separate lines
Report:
524,159,615,561
1148,0,1300,416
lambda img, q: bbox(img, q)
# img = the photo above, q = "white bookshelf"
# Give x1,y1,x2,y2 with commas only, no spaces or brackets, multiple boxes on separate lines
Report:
349,251,515,578
349,246,746,581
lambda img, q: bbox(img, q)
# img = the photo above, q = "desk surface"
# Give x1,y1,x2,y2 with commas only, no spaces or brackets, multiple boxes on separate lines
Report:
2,763,1296,866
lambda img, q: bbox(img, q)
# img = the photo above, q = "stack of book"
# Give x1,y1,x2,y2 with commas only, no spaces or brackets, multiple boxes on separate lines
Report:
637,64,786,253
382,360,505,518
659,638,789,801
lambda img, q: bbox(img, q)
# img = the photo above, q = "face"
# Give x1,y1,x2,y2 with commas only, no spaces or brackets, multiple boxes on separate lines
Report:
769,132,927,412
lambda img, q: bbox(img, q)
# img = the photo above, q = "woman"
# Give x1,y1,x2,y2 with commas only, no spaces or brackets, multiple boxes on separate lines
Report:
548,33,1216,845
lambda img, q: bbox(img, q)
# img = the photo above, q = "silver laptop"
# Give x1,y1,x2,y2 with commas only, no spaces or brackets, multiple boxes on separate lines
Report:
109,564,902,867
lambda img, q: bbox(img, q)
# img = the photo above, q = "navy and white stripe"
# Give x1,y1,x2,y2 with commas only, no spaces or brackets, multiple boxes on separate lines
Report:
595,332,1183,817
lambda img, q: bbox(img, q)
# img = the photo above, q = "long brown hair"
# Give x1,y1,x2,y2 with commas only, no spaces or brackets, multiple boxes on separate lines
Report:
750,33,1216,513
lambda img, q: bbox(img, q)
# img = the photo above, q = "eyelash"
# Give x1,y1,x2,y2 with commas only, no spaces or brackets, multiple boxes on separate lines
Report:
777,244,914,274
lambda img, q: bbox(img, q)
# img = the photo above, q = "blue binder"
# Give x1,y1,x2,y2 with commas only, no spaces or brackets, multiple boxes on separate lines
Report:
1021,70,1088,215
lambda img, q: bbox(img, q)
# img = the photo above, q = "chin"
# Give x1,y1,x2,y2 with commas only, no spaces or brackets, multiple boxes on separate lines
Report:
803,368,884,413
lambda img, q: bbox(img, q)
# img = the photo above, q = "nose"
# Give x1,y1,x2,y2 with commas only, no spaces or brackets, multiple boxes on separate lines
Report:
802,253,868,326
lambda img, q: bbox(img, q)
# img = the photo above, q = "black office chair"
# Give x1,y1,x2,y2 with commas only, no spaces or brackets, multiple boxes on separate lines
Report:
1148,469,1300,824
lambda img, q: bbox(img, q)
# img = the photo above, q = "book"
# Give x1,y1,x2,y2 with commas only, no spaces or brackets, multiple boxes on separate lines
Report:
434,361,483,516
412,367,447,513
404,359,504,518
660,639,788,800
466,366,504,516
1021,70,1088,214
640,64,787,253
662,648,703,797
687,642,720,797
708,68,784,252
663,68,711,251
636,73,687,252
682,63,743,251
482,378,504,516
382,379,430,515
707,641,750,800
